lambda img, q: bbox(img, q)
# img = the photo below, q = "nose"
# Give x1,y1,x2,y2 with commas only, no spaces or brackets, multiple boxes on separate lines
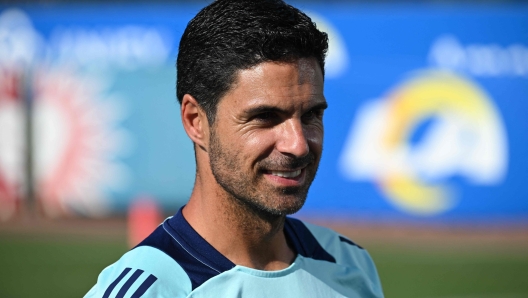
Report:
276,119,309,157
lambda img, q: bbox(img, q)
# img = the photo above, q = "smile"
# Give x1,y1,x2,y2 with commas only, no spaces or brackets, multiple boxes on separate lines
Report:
269,169,302,178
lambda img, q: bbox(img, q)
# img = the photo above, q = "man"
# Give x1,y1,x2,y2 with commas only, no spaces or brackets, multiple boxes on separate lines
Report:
85,0,384,297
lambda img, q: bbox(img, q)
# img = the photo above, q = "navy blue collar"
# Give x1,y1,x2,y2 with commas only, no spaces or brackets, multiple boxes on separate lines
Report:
137,206,333,290
162,206,336,274
164,207,236,273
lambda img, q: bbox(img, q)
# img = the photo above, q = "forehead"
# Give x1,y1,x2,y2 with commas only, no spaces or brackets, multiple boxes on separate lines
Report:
219,58,325,112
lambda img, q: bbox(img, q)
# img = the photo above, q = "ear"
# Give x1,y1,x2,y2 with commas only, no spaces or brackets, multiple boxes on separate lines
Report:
181,94,209,151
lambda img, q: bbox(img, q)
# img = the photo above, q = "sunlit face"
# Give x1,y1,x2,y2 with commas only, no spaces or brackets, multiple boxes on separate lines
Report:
208,58,327,216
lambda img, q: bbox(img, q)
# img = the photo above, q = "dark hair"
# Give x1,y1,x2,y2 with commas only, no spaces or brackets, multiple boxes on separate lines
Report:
176,0,328,123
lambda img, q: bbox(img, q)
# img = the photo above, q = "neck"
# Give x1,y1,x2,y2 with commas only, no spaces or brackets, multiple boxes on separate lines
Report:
183,171,296,271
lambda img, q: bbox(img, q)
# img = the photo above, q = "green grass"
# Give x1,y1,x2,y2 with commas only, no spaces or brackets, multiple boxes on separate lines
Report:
370,247,528,298
0,234,527,298
0,235,127,298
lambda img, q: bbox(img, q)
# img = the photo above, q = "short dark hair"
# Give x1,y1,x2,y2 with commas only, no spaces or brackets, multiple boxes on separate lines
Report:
176,0,328,123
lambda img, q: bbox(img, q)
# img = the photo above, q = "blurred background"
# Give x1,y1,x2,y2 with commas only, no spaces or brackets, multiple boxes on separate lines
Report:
0,0,527,297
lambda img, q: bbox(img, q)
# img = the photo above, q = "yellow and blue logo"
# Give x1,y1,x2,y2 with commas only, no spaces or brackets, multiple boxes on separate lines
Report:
340,70,508,215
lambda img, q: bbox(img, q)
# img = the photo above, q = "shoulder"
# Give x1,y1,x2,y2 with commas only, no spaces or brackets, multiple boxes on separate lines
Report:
286,217,365,260
84,230,192,298
286,217,382,289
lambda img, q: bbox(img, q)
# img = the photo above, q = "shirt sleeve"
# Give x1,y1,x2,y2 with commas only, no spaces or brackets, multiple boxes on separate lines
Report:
84,246,192,298
301,221,384,297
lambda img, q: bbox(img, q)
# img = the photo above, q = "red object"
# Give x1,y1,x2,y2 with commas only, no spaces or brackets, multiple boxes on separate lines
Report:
128,197,162,248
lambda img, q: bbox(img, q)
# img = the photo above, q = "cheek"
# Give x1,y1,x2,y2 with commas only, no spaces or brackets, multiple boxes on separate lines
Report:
240,130,276,160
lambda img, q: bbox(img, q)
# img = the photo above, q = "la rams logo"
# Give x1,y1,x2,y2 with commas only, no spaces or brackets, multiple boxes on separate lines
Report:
340,70,508,215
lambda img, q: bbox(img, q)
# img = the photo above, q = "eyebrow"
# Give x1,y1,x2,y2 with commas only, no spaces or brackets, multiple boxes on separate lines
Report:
244,105,284,116
309,102,329,111
243,102,328,116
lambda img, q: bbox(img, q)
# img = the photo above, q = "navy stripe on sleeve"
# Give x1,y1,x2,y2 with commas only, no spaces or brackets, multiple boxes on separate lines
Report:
116,269,144,298
103,267,131,298
131,274,158,298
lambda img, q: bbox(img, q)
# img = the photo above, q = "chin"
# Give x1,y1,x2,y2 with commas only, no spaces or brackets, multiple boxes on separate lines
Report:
256,194,307,217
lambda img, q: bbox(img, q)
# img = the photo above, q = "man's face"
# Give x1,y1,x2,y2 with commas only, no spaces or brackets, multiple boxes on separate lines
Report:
208,58,327,216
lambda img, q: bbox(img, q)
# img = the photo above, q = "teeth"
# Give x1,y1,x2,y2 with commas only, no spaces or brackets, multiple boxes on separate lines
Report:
270,170,301,178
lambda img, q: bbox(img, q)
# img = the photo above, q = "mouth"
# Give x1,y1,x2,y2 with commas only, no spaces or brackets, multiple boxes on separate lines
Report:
263,167,306,187
269,169,302,178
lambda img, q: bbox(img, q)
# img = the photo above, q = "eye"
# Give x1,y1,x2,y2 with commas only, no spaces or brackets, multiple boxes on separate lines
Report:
302,109,323,123
254,112,274,121
252,112,280,125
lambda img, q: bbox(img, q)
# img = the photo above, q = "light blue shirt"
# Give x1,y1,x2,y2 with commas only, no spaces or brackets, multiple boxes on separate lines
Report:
85,208,384,298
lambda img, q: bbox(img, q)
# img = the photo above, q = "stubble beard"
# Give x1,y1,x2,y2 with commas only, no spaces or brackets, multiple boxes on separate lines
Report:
208,128,318,219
